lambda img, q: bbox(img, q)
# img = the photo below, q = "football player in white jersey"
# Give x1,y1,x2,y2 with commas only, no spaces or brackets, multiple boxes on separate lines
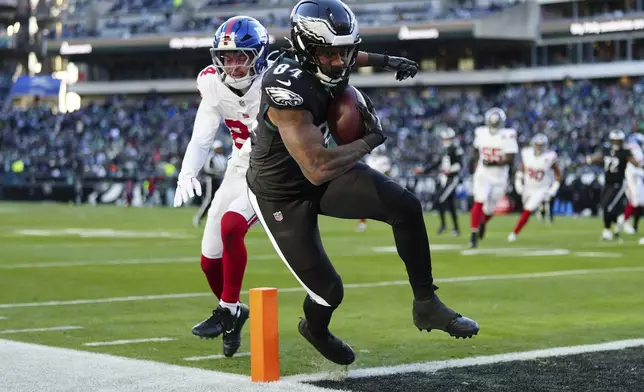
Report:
356,145,392,232
173,15,422,357
469,107,518,248
508,134,561,241
619,132,644,234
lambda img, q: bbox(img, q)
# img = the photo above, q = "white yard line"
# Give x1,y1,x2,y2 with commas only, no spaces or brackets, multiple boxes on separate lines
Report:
0,316,7,320
83,337,176,347
0,339,342,392
574,251,623,258
285,338,644,382
0,326,84,334
183,352,251,361
2,266,644,309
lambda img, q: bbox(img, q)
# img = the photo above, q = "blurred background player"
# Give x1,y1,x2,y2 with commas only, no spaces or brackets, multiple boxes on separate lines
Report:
435,127,463,236
620,132,644,234
193,140,228,227
356,145,392,232
585,130,642,240
469,108,518,248
173,16,269,357
509,133,561,241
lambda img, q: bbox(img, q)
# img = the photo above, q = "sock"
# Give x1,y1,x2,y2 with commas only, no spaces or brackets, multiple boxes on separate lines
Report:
470,202,484,232
624,204,634,220
449,203,459,231
219,300,239,315
634,206,642,231
303,295,335,337
359,218,366,224
603,210,612,229
438,204,446,228
513,210,532,235
220,211,249,304
200,255,223,299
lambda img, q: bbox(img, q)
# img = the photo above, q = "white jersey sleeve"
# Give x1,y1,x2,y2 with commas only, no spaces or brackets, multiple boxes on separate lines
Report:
180,66,222,176
473,127,484,149
502,128,519,154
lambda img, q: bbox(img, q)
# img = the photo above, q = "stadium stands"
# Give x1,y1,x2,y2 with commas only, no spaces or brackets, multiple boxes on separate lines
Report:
3,79,643,179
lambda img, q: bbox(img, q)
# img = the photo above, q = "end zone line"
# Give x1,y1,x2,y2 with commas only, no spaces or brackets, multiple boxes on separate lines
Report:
183,352,251,361
2,266,644,309
0,326,84,334
285,338,644,382
83,337,176,347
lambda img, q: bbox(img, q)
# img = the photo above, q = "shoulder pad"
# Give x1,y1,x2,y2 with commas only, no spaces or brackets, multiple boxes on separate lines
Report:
503,128,517,138
196,66,220,106
262,60,311,110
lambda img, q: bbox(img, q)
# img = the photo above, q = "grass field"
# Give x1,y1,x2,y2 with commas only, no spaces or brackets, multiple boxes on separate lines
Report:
1,202,643,389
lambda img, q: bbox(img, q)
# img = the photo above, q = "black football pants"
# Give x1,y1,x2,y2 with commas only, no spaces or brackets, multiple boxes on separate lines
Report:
600,182,626,229
248,163,436,335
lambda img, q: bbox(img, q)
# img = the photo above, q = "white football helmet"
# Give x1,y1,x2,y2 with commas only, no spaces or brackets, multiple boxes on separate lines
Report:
484,108,506,133
531,133,548,155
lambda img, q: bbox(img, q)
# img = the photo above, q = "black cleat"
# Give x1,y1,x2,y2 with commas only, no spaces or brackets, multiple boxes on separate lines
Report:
413,294,479,339
468,231,478,249
223,303,250,357
298,318,355,365
437,225,447,235
478,221,487,240
192,303,248,341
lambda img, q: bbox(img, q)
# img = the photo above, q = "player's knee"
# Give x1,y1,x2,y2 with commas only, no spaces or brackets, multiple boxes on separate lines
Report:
323,276,344,308
220,211,248,242
388,187,424,223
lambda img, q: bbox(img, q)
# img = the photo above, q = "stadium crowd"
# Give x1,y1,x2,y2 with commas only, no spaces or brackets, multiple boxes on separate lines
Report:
56,0,516,39
2,78,644,183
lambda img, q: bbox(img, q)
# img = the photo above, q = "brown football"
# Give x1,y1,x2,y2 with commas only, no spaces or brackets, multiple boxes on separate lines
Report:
327,85,366,145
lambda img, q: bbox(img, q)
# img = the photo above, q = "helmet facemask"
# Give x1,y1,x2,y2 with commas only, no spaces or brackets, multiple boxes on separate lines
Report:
210,44,264,91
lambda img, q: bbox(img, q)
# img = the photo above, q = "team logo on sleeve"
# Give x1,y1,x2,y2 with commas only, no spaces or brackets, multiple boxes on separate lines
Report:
265,87,303,106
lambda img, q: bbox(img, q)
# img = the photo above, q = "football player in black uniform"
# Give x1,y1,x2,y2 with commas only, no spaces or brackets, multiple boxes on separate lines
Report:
586,130,642,240
435,127,463,236
246,0,479,366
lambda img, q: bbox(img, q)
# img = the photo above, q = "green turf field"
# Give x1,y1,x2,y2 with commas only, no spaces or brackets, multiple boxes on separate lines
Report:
0,202,643,378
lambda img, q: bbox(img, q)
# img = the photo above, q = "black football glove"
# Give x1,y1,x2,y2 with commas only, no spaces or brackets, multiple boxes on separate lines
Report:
356,92,387,151
383,55,419,81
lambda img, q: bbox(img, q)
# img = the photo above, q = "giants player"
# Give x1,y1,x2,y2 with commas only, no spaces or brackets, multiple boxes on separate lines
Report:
173,15,421,357
173,16,269,357
508,134,561,241
620,132,644,234
469,108,518,248
356,145,392,231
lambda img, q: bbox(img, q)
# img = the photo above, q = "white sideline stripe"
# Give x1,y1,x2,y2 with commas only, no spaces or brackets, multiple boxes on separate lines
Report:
3,266,644,309
83,337,176,347
285,338,644,382
183,352,251,361
0,326,83,334
0,339,342,392
574,251,623,258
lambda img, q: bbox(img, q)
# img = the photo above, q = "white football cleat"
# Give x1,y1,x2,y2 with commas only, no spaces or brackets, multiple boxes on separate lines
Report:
624,222,636,235
356,222,367,232
507,232,517,242
601,229,614,241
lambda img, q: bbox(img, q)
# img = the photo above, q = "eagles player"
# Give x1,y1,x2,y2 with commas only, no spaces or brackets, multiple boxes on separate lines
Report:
174,14,420,357
585,130,642,240
435,128,463,236
247,0,479,366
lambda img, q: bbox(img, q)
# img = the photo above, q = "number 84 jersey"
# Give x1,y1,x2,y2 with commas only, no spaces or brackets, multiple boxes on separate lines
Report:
196,64,268,169
473,125,519,184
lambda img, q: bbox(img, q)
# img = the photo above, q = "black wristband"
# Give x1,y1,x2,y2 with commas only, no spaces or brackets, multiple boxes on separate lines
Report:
366,53,389,68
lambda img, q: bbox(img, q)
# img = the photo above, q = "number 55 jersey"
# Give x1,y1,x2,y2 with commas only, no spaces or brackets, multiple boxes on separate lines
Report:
472,126,519,184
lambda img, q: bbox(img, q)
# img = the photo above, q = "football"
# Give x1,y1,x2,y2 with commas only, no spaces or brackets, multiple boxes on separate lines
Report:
327,85,366,145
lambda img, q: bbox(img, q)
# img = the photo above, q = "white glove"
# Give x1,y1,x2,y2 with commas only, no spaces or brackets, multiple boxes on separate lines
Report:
514,172,524,195
173,172,202,207
548,181,560,198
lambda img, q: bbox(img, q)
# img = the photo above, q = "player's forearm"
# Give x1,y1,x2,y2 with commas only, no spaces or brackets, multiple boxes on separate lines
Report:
356,51,387,69
304,140,370,185
182,104,220,175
